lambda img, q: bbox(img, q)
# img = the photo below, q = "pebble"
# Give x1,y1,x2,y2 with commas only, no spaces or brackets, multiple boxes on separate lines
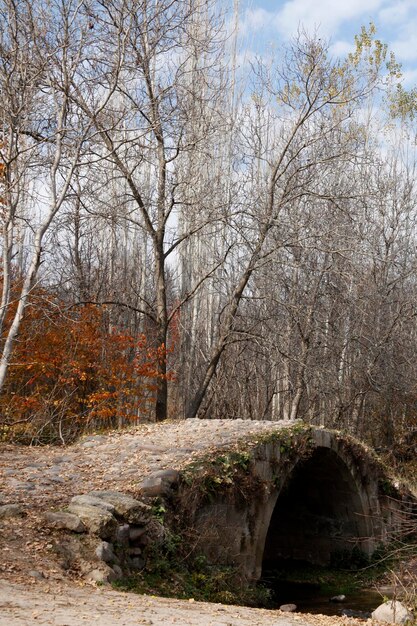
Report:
28,570,45,580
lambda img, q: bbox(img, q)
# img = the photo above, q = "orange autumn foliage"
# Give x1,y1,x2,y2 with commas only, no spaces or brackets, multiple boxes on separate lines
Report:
1,290,170,441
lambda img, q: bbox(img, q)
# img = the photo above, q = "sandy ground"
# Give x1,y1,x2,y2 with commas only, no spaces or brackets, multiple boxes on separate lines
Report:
0,579,369,626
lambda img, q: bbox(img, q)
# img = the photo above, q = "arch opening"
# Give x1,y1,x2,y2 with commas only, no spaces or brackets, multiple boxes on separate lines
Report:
262,447,370,571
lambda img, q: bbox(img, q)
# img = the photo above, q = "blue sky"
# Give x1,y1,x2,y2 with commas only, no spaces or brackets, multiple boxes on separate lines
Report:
238,0,417,86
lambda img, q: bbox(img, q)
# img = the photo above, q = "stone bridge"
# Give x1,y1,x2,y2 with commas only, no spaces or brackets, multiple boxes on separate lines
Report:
1,419,414,588
173,422,412,583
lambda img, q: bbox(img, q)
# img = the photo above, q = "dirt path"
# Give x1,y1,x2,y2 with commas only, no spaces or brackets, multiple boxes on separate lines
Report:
0,579,370,626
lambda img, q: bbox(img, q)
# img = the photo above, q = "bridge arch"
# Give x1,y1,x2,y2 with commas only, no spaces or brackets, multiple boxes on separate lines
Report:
179,426,395,582
258,446,373,576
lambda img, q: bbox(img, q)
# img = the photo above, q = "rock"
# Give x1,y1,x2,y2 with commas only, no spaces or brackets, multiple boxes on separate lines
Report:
70,495,116,514
44,511,86,533
67,503,117,539
7,479,35,491
137,476,166,497
44,476,65,484
280,604,297,612
130,556,145,570
341,609,371,619
81,435,107,447
28,570,45,580
55,538,83,570
95,541,118,564
138,469,179,497
112,564,123,579
0,504,24,519
88,490,151,524
372,600,414,624
86,565,119,584
116,524,130,546
330,594,346,602
45,465,63,475
128,547,143,556
129,526,146,542
144,518,165,544
52,456,70,464
152,469,179,484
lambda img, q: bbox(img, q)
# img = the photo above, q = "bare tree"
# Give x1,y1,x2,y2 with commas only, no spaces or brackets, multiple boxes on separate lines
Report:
0,0,92,394
61,0,230,421
186,31,396,419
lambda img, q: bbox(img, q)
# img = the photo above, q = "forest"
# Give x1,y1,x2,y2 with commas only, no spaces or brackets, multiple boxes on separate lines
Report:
0,0,416,458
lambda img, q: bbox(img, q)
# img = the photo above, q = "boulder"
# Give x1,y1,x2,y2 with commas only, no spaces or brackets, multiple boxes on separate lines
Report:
88,490,151,524
44,511,86,533
67,503,117,539
372,600,414,624
70,495,116,513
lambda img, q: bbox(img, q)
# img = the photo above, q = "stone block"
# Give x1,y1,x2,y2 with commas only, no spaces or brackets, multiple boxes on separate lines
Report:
116,524,130,546
85,564,119,584
130,556,145,570
44,511,86,533
70,495,116,513
95,541,118,564
88,491,151,524
67,503,117,540
129,526,146,542
138,469,179,497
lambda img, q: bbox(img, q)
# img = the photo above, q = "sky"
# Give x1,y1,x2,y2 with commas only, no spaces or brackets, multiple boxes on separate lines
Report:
238,0,417,86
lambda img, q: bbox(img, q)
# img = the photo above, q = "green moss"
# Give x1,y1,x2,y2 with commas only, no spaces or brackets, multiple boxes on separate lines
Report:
180,423,315,507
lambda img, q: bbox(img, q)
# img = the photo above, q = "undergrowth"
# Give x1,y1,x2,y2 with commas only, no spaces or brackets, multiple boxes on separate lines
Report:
112,531,272,607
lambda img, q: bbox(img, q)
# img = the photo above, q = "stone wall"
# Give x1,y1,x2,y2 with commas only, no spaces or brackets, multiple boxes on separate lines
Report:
45,490,165,583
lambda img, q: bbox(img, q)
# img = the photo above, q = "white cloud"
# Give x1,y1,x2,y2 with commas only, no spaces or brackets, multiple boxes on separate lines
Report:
239,8,275,36
400,68,417,86
377,1,417,65
238,0,417,81
329,40,355,58
272,0,385,38
379,0,413,25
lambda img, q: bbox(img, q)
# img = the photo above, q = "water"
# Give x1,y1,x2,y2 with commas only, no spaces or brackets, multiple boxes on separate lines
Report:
263,580,391,618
